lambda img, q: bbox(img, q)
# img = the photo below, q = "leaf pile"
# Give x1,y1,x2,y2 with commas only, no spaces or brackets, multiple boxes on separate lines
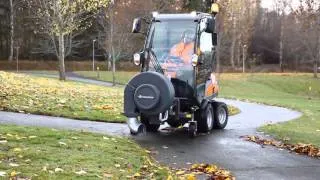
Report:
0,71,125,122
241,135,320,158
168,164,234,180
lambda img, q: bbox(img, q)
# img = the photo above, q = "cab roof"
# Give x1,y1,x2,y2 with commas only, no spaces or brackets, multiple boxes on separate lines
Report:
153,12,212,22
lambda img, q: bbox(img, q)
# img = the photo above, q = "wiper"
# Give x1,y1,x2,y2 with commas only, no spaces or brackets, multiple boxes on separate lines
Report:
147,27,164,74
149,49,164,74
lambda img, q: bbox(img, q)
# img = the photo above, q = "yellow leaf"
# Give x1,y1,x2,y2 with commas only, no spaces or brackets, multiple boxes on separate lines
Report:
186,174,196,180
134,172,141,177
55,168,64,172
176,170,185,175
10,171,17,177
13,148,22,152
167,175,173,180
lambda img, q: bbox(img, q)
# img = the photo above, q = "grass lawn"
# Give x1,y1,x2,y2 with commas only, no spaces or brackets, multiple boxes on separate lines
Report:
0,125,169,179
0,71,125,123
74,71,138,85
219,73,320,147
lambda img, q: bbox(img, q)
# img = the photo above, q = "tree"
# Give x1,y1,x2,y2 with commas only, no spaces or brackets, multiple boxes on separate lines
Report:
27,0,109,80
294,0,320,78
8,0,25,62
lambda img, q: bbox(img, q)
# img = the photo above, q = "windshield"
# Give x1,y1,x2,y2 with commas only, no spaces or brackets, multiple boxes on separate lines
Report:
148,20,197,82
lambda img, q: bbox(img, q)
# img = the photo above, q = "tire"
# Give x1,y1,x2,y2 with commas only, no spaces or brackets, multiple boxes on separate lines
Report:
213,102,228,129
140,115,160,132
197,104,214,133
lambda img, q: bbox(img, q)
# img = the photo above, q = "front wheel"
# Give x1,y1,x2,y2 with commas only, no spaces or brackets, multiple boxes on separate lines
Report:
140,115,160,132
213,102,228,129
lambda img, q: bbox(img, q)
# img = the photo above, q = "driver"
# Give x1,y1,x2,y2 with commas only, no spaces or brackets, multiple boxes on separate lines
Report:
169,29,195,64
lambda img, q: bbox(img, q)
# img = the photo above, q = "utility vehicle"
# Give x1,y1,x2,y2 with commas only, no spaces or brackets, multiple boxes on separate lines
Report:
124,3,228,137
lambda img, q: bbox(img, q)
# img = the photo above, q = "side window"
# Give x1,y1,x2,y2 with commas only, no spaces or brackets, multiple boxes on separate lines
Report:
200,32,213,53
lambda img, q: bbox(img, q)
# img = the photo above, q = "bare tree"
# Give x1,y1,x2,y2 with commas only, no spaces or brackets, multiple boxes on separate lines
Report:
27,0,109,80
8,0,25,62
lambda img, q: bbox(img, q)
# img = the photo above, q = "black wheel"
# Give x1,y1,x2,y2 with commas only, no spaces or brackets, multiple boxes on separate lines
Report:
197,104,214,133
213,102,228,129
140,115,160,132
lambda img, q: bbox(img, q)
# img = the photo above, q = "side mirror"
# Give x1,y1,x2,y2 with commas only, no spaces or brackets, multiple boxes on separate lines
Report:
212,33,218,46
200,18,214,33
132,18,142,33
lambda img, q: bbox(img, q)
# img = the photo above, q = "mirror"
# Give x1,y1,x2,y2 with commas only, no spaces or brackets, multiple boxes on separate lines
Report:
212,33,218,46
200,18,214,33
199,18,208,33
132,18,142,33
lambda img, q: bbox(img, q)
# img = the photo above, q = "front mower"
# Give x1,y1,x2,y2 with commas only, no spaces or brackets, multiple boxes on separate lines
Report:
124,4,228,137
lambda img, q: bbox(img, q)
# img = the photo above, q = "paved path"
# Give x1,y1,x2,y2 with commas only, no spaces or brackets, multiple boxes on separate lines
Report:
21,71,114,87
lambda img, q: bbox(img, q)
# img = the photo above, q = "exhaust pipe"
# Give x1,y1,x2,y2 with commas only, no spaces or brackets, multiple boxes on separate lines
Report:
127,117,146,135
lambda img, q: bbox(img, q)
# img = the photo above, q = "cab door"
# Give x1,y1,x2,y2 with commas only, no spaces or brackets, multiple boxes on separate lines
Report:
196,30,218,101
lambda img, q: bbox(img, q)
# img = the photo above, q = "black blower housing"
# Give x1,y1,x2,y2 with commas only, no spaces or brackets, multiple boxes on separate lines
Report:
124,72,175,117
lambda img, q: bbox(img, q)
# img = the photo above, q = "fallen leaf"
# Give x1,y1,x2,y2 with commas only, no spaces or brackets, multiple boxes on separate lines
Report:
103,136,109,140
103,173,113,177
166,175,173,180
10,171,17,177
75,170,87,175
133,172,141,177
71,137,78,140
58,142,67,146
0,140,7,144
0,171,6,177
115,164,121,168
176,171,185,175
55,168,64,172
42,166,47,171
186,174,196,180
13,148,22,152
9,163,19,167
28,136,37,139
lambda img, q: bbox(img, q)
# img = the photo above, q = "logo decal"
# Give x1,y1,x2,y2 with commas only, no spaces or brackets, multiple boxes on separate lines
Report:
138,95,155,99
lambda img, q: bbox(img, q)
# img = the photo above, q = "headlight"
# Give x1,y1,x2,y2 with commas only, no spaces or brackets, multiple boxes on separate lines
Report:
191,54,199,67
133,53,141,66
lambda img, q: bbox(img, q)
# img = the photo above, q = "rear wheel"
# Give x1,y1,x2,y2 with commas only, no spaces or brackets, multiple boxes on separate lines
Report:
213,102,228,129
197,104,214,133
140,115,160,132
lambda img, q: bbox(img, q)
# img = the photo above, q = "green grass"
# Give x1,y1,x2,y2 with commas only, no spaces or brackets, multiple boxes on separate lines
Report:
75,71,138,84
0,71,126,123
0,125,170,179
219,73,320,146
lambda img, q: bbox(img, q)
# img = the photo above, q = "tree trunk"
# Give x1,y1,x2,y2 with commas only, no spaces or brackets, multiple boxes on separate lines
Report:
58,34,66,80
315,35,320,78
110,5,116,86
8,0,14,62
279,15,284,72
230,8,236,69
